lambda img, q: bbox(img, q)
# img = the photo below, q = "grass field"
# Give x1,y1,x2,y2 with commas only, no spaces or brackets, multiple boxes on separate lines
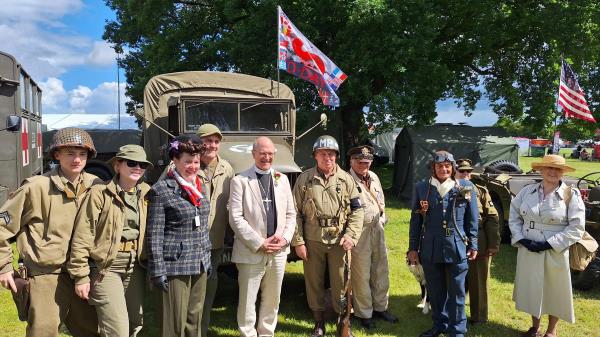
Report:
1,156,599,337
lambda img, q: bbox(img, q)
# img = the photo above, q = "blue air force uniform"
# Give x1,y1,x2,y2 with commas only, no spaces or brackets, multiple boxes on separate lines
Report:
409,178,479,337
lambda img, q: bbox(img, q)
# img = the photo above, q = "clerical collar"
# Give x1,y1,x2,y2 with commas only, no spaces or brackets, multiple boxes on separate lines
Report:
254,166,273,175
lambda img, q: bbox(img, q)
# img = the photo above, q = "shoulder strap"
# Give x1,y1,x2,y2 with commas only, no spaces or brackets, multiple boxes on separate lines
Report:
563,185,572,220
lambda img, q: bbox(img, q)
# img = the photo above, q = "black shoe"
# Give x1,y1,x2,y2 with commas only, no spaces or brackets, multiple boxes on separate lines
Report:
360,317,376,329
419,327,445,337
310,321,325,337
373,310,399,323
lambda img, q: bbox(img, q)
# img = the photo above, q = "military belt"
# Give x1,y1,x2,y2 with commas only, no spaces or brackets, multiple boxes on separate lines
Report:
318,218,338,227
118,239,138,252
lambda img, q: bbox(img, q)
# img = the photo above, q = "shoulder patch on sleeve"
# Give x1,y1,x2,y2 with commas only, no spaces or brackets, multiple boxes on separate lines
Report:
0,211,10,225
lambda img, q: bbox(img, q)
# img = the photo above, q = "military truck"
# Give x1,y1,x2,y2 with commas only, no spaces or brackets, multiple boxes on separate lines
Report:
0,51,43,205
141,71,302,181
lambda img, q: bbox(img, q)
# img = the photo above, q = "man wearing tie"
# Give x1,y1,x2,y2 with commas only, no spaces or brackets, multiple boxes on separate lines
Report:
229,136,297,337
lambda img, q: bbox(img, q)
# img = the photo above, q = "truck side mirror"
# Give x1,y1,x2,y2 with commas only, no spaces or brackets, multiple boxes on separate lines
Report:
3,115,21,132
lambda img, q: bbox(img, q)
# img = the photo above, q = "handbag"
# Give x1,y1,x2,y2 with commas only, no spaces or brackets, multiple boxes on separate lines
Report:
564,187,599,271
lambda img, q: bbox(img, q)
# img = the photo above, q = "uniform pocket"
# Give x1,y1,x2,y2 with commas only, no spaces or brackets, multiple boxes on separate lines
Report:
163,242,183,261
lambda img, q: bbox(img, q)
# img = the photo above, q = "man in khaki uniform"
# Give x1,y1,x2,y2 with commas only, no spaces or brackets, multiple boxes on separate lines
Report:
0,127,101,337
196,123,235,337
348,146,398,330
292,135,364,337
455,159,500,324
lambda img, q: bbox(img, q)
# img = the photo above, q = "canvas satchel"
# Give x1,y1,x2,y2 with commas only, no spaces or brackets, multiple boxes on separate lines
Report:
564,186,599,271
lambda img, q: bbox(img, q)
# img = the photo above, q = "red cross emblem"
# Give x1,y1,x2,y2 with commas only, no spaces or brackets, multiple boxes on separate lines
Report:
37,122,42,158
21,119,29,166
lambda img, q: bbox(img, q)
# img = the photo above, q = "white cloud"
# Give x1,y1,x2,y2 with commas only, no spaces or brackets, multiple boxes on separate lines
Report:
0,1,114,80
435,99,498,126
86,41,117,66
40,78,128,114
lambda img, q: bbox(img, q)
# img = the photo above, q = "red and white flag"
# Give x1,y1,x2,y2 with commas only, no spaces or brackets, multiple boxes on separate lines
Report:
558,60,596,122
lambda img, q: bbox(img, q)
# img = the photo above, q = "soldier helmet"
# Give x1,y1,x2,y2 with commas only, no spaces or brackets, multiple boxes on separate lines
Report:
48,127,96,158
312,135,339,154
196,123,222,140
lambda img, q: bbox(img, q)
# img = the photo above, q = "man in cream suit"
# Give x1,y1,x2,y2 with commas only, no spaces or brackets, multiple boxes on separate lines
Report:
229,136,296,337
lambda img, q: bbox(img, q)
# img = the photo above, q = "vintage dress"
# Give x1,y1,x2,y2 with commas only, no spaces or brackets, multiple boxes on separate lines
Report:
509,182,585,323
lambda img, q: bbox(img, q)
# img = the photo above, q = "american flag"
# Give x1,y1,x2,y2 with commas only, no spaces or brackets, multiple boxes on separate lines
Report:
558,60,596,122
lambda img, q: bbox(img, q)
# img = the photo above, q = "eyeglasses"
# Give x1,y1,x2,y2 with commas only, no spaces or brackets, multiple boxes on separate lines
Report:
434,153,455,163
125,160,149,169
457,169,472,173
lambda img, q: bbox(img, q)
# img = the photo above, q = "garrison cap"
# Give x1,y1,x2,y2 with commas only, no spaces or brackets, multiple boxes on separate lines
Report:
456,158,474,171
196,123,222,140
348,145,374,162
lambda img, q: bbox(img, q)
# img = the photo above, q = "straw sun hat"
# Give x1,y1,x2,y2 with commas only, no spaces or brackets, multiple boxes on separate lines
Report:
531,154,575,173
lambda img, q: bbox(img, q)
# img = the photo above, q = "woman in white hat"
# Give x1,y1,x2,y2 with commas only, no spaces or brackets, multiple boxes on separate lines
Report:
68,144,153,337
509,155,585,337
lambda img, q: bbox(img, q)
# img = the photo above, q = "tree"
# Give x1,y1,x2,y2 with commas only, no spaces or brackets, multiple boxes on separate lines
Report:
104,0,600,147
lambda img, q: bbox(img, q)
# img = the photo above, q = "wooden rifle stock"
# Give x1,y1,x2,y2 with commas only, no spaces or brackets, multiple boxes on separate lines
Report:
336,251,353,337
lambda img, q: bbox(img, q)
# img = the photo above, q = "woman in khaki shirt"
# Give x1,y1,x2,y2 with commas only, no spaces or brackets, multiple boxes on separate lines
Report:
68,145,153,337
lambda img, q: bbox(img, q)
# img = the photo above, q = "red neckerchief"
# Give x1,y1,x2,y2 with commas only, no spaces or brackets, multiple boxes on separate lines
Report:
167,170,203,207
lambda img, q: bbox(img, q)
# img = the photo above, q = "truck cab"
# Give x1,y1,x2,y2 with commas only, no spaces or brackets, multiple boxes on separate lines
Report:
142,71,302,182
0,51,43,204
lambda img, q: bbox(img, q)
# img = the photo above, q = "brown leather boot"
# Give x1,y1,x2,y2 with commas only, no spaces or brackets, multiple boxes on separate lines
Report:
310,311,325,337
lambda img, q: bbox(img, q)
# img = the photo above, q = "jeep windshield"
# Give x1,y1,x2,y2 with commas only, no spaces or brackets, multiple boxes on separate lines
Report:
182,98,291,134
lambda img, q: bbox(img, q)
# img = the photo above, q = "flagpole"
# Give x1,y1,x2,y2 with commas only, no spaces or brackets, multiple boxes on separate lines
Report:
276,6,281,98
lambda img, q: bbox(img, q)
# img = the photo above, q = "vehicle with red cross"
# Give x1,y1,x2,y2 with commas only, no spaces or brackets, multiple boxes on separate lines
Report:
0,50,43,205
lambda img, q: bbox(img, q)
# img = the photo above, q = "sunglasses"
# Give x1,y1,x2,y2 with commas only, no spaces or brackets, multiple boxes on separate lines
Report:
125,160,149,169
434,153,455,163
457,169,472,173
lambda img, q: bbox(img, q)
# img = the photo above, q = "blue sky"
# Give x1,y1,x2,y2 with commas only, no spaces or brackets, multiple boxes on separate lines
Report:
0,1,498,126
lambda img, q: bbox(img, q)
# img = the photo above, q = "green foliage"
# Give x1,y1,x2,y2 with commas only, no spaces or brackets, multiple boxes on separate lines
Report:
104,0,600,143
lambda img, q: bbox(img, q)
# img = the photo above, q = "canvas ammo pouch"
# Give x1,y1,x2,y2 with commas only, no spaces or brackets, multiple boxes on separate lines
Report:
12,264,30,321
564,186,600,271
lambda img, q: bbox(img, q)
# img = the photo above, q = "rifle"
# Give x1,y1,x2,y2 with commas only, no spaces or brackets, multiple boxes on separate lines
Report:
336,250,354,337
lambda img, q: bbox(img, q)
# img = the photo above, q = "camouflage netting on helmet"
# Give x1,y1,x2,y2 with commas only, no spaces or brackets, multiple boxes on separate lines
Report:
48,127,97,158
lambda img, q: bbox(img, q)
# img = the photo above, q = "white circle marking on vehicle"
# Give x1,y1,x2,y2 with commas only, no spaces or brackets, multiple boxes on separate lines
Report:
229,144,253,153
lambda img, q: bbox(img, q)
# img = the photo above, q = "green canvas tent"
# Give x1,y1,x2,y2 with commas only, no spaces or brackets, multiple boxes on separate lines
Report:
392,124,519,200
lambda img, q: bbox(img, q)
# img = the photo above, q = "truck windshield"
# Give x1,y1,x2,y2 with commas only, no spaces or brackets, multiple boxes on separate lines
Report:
183,99,291,133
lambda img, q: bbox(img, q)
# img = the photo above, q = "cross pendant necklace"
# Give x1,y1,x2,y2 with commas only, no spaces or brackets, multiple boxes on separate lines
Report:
258,177,272,211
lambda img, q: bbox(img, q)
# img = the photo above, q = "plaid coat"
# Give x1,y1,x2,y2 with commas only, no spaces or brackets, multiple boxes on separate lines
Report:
146,176,211,278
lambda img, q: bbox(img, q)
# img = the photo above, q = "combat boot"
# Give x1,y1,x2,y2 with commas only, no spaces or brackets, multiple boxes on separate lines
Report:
310,311,325,337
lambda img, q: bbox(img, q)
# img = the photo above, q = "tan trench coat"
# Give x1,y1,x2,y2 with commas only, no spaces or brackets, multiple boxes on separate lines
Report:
509,182,585,323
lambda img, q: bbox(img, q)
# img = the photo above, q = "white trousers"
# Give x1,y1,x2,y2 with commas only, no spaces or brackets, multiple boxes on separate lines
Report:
236,253,287,337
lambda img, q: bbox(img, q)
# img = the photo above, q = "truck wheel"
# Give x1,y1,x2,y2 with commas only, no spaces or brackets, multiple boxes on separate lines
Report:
487,160,522,174
572,255,600,291
86,165,113,182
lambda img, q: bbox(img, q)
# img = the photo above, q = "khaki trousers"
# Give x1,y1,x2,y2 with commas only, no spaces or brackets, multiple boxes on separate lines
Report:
159,274,207,337
89,252,145,337
201,248,223,337
304,240,345,314
236,253,287,337
27,273,98,337
351,220,390,318
467,255,491,322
